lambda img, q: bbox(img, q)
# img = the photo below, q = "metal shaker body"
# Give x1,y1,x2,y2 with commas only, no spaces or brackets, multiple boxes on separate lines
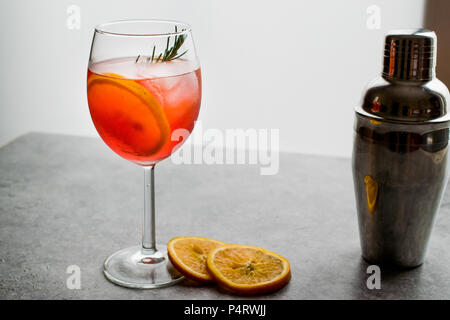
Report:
352,29,450,267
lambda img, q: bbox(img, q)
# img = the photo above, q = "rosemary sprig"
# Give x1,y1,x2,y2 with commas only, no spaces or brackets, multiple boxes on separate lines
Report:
135,26,188,64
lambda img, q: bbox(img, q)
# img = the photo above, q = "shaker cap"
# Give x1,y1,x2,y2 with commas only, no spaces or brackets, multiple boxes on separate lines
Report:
382,29,436,81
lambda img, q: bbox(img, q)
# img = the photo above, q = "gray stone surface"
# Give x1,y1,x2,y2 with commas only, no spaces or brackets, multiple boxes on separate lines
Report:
1,132,450,300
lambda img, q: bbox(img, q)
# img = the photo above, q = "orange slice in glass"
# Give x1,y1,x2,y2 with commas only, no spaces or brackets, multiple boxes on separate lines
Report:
207,244,291,295
87,73,170,156
167,237,226,283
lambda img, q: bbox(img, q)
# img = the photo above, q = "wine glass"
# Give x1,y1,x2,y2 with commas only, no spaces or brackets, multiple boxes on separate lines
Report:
87,19,201,288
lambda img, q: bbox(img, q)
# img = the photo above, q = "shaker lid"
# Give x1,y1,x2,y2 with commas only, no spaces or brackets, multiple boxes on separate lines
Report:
382,29,436,81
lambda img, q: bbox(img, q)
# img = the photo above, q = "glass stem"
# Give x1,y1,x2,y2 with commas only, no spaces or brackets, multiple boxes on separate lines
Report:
142,165,157,254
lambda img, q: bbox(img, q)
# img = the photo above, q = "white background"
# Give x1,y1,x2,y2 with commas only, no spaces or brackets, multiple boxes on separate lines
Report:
0,0,426,157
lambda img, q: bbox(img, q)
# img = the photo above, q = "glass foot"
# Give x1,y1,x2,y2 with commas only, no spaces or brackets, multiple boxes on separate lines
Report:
103,244,184,289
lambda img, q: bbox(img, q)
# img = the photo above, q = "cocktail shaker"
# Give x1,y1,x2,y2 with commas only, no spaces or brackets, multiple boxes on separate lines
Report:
352,29,450,267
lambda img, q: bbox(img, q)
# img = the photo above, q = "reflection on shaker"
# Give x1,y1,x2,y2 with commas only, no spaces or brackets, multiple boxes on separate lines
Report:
364,175,378,214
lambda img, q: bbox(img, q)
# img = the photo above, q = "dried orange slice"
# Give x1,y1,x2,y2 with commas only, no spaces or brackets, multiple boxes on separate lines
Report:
207,244,291,295
364,175,378,214
167,237,226,283
87,73,170,156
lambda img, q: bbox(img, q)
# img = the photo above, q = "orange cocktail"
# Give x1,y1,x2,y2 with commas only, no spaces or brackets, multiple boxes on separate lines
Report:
87,57,201,165
88,20,202,289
